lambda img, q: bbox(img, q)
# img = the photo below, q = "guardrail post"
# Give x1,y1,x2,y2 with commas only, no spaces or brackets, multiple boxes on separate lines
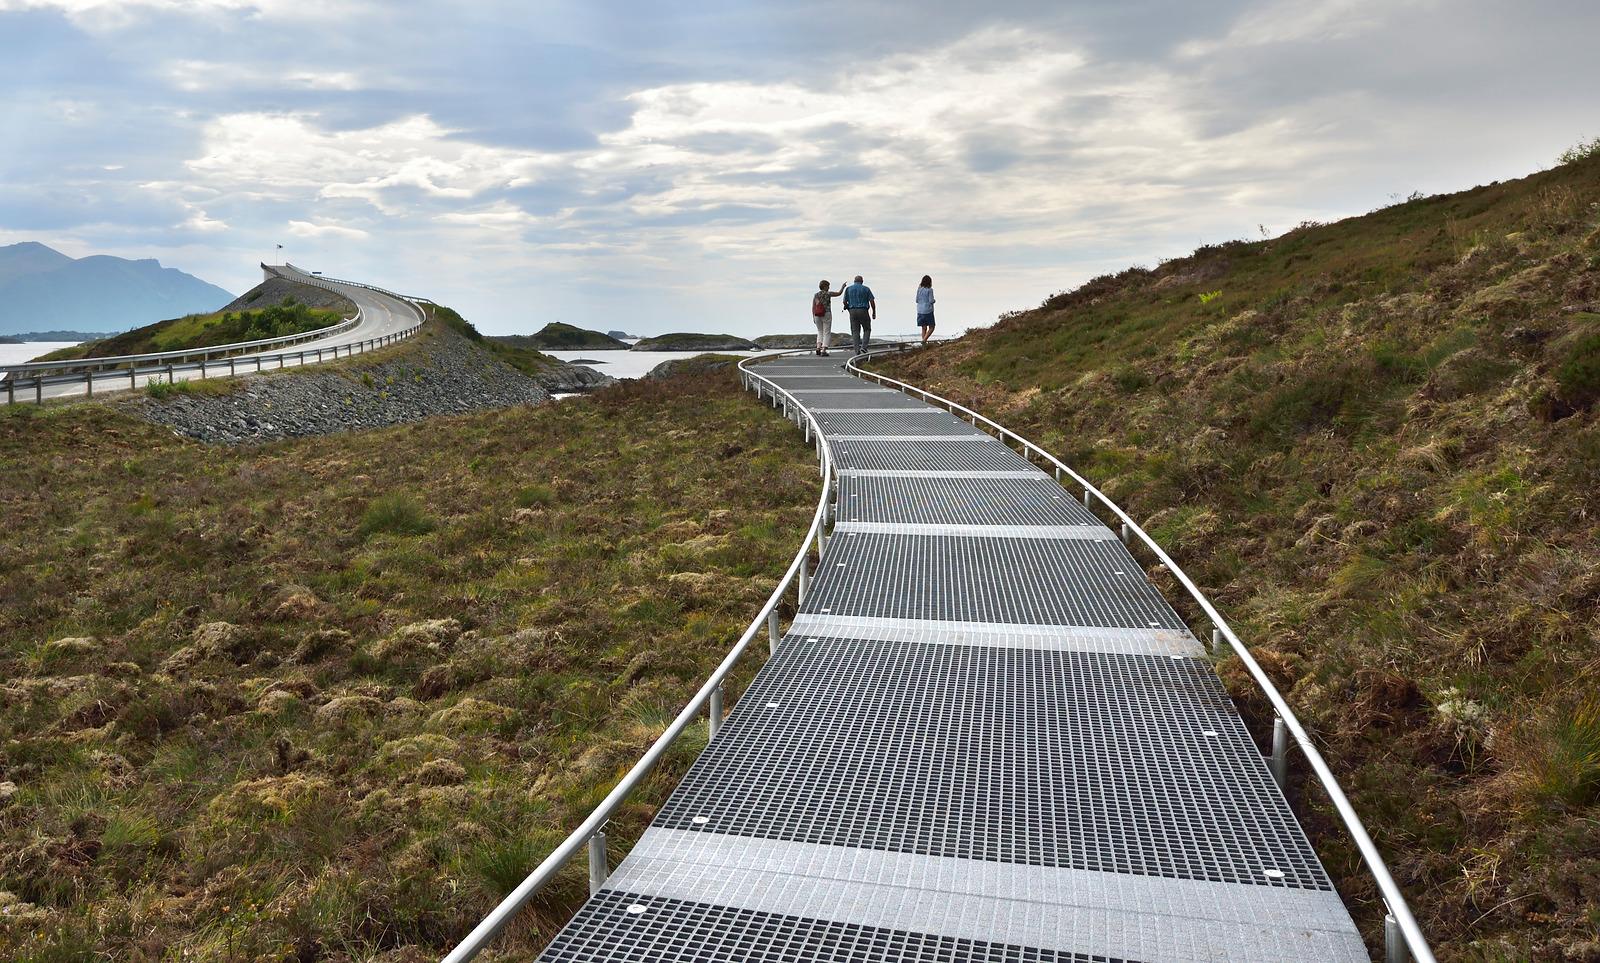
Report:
35,379,42,403
587,831,608,896
1385,914,1409,963
200,359,207,379
5,379,12,405
768,609,780,655
85,372,92,398
166,363,174,384
709,683,724,739
229,358,236,376
1270,716,1289,788
130,368,137,390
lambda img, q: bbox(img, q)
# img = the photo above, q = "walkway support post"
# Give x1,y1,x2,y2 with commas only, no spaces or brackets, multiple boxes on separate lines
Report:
1270,716,1289,788
709,684,724,739
587,831,608,896
1386,914,1410,963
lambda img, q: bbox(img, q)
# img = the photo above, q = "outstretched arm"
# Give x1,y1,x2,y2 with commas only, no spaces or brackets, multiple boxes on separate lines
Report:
830,289,843,298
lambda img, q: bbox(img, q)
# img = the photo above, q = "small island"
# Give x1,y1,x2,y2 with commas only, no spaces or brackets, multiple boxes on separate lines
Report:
493,323,629,350
0,335,21,345
631,332,757,352
753,333,853,349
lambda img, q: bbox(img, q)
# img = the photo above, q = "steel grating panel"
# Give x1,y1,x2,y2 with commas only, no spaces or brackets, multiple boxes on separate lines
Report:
811,397,949,410
654,637,1333,890
541,890,1127,963
806,532,1184,629
760,376,874,389
608,830,1369,963
838,474,1104,527
818,410,986,436
834,437,1036,472
832,521,1114,539
785,614,1204,656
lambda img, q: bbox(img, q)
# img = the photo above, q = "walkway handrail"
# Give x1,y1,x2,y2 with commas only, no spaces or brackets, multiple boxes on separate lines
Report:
3,269,428,404
846,345,1434,963
442,351,837,963
0,310,362,375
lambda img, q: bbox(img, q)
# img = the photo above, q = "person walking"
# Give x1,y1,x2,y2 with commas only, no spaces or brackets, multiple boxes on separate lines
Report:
916,275,936,343
843,275,876,355
812,280,843,355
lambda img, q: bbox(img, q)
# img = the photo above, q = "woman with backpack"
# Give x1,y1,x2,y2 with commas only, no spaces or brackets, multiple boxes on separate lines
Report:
916,275,936,343
812,279,844,355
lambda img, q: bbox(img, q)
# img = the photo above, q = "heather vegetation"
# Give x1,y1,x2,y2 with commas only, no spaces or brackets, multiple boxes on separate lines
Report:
875,152,1600,960
0,368,814,960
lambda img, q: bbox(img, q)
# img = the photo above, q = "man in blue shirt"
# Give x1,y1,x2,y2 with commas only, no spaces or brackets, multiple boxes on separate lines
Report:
842,275,875,355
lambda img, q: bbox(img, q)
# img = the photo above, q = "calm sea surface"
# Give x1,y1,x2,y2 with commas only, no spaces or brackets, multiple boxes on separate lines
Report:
0,342,78,366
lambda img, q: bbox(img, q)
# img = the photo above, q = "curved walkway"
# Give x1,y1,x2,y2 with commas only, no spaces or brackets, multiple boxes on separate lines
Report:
534,352,1368,962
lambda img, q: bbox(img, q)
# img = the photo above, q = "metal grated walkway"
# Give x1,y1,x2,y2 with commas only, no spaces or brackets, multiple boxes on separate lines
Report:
535,354,1368,962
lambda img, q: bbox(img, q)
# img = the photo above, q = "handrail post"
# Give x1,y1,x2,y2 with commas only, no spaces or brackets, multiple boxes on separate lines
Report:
709,683,724,739
1211,627,1225,656
1120,522,1131,543
768,609,780,655
1386,913,1409,963
797,554,809,605
1082,487,1091,507
1270,716,1289,788
587,831,608,896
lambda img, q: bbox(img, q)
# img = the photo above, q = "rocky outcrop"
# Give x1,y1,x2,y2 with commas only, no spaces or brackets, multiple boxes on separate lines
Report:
533,362,614,393
753,333,853,349
126,324,608,444
631,333,757,352
645,353,743,380
494,323,628,350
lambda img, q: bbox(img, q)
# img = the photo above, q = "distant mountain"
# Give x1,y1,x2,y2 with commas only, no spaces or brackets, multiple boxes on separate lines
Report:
0,242,233,336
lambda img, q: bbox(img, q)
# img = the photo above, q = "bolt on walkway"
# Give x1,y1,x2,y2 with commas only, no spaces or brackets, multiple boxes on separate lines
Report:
535,354,1367,962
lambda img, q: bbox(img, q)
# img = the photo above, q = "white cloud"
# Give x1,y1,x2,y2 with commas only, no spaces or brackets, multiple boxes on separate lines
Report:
286,219,368,240
0,0,364,28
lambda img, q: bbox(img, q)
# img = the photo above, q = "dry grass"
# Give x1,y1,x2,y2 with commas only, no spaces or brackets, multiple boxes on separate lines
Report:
0,369,815,961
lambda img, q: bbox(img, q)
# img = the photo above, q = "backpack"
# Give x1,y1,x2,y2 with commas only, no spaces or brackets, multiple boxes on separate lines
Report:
812,293,826,317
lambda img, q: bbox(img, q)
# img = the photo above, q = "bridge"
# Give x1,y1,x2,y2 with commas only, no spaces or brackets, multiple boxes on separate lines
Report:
0,265,423,403
448,349,1433,962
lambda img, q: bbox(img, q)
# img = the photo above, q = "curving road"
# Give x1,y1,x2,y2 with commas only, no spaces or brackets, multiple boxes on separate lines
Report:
12,265,423,402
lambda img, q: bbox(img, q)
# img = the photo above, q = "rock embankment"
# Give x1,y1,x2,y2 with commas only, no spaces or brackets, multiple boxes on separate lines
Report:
127,325,612,444
753,333,852,349
222,277,356,316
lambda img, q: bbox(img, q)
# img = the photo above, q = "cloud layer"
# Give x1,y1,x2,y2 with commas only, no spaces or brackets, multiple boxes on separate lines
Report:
3,0,1597,335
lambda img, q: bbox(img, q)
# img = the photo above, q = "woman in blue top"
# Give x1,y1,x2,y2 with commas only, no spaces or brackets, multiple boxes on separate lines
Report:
916,275,935,343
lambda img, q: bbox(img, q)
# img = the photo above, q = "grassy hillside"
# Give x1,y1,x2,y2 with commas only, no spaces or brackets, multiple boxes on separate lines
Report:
874,152,1600,960
428,303,567,377
36,299,342,363
0,370,815,960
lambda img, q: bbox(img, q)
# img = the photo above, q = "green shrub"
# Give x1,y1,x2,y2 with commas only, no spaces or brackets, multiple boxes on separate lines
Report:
1557,135,1600,166
1555,332,1600,408
1110,366,1149,393
359,493,435,537
1526,700,1600,807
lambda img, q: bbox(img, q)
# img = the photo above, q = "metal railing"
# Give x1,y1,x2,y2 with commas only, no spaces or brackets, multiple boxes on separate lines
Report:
2,269,426,404
441,351,837,963
845,344,1435,963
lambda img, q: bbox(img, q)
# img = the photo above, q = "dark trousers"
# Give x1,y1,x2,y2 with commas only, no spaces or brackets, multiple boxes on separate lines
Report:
848,308,872,353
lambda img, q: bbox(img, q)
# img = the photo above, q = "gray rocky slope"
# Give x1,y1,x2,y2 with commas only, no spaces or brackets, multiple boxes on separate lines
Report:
126,322,613,444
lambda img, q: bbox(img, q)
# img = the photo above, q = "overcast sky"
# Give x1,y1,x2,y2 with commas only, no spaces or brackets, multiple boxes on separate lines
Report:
2,0,1597,337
